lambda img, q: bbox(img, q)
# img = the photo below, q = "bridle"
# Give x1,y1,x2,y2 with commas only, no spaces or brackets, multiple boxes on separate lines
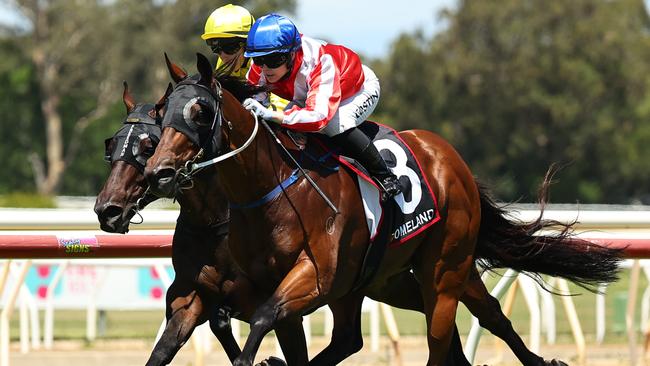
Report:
103,103,163,223
162,77,259,189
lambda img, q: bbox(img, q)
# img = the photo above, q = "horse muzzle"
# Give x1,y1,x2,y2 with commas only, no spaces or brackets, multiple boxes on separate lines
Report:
94,201,133,234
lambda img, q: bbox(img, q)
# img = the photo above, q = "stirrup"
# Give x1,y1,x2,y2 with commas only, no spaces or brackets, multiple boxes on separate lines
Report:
376,175,401,201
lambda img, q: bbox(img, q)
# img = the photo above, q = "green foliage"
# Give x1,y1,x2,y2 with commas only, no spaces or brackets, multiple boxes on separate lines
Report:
0,38,42,193
375,0,650,203
0,0,649,203
0,0,296,196
61,102,125,195
0,192,55,208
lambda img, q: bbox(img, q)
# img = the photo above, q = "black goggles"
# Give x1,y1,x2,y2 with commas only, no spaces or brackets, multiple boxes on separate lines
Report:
206,38,244,55
252,52,290,69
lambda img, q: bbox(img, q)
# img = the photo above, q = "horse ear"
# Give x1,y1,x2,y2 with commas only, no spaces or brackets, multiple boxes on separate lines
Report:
155,82,173,113
164,52,188,83
122,81,136,114
196,52,213,87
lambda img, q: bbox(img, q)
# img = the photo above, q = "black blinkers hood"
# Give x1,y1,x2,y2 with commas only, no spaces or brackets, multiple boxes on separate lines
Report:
161,77,221,154
105,103,161,172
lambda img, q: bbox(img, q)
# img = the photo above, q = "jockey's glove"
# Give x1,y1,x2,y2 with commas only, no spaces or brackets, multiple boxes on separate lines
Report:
243,98,283,123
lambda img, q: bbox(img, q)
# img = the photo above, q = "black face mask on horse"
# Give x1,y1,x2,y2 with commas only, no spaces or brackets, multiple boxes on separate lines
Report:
95,82,169,233
103,103,162,172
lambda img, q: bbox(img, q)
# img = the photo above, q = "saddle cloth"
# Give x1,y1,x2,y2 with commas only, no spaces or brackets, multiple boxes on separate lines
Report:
335,121,441,247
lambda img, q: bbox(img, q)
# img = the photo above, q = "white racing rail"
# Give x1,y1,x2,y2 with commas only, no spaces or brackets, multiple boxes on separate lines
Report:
1,205,650,366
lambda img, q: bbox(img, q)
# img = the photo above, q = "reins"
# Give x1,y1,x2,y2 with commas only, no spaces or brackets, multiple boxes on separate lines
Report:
189,110,260,173
169,77,339,214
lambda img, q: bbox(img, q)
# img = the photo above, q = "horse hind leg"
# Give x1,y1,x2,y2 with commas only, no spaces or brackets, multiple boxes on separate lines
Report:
416,259,473,365
414,212,479,365
461,268,568,366
367,271,471,366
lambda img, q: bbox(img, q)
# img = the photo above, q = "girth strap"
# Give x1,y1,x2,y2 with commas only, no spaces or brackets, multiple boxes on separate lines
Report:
229,169,302,210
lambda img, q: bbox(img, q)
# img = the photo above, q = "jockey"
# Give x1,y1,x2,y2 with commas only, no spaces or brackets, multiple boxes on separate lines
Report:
242,14,401,198
201,4,287,109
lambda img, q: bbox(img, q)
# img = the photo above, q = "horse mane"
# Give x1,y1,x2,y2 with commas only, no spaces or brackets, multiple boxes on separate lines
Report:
214,70,268,103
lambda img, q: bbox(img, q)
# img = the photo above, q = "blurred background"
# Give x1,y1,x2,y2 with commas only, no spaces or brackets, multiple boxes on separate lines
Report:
1,0,649,206
1,2,650,365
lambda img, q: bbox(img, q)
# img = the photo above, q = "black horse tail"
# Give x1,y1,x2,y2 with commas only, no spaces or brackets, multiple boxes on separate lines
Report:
474,168,624,293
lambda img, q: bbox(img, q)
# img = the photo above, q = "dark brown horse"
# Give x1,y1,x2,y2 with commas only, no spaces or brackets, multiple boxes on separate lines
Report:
145,54,622,366
94,82,169,233
94,83,306,366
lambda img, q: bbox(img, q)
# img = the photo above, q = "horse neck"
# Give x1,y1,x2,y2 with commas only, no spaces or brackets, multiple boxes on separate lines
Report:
217,93,290,205
176,165,229,228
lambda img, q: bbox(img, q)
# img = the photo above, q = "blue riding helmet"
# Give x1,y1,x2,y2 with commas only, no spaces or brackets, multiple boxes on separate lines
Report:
244,13,302,57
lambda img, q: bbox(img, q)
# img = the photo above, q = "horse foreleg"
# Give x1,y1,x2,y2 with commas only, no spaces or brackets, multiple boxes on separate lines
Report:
461,268,564,366
222,275,307,366
308,293,365,365
234,259,321,366
145,282,208,366
208,305,242,363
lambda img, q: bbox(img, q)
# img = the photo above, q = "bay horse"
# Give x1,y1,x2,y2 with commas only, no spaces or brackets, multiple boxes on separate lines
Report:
94,82,306,366
145,53,622,366
95,80,471,366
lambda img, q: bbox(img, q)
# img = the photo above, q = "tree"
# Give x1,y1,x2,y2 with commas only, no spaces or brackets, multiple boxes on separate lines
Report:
0,0,296,196
375,0,650,203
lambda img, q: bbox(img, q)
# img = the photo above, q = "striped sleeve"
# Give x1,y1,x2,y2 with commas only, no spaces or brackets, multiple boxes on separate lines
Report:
281,53,341,132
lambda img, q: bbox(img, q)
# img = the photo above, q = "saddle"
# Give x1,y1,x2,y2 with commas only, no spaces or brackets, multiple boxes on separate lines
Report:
283,121,441,290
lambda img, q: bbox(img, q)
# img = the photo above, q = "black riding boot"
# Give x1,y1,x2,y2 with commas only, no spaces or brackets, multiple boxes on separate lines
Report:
332,127,401,199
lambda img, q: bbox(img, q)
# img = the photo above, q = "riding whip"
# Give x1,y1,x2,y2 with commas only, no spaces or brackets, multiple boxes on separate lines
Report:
259,119,340,214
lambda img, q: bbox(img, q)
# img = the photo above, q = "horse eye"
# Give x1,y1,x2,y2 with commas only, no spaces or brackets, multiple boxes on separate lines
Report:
134,135,156,158
192,105,212,127
104,138,115,162
142,139,156,156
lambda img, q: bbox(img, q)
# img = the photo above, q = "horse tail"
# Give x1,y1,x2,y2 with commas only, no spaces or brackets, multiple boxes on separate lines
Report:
474,167,623,292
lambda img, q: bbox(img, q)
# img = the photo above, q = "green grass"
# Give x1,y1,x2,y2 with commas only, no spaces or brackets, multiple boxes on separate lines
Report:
0,192,55,208
7,268,642,344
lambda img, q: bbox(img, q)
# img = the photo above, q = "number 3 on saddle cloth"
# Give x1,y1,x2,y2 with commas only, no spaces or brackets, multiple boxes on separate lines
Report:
306,121,441,290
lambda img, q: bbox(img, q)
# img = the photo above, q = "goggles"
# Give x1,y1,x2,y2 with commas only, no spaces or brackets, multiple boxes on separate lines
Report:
252,52,290,69
206,38,244,55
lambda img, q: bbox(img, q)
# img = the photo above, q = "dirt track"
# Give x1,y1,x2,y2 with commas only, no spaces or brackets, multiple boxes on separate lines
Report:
8,336,636,365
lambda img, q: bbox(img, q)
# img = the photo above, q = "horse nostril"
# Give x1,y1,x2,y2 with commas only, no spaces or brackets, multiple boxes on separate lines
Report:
155,167,176,185
100,204,124,220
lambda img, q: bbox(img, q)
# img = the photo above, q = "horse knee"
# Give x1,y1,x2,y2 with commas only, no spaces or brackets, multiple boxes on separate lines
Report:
250,302,279,332
209,306,233,335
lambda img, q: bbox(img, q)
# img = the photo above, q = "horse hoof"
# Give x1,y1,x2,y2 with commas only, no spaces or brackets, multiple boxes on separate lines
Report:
547,360,568,366
255,356,287,366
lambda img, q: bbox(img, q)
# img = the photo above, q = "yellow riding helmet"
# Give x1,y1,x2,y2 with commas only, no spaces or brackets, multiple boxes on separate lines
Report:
201,4,254,40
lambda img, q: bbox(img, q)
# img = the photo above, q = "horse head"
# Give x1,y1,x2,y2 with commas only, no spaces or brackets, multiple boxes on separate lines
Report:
94,81,172,233
145,52,261,199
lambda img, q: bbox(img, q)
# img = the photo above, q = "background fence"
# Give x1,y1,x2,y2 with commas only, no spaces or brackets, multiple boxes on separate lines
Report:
1,205,649,365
